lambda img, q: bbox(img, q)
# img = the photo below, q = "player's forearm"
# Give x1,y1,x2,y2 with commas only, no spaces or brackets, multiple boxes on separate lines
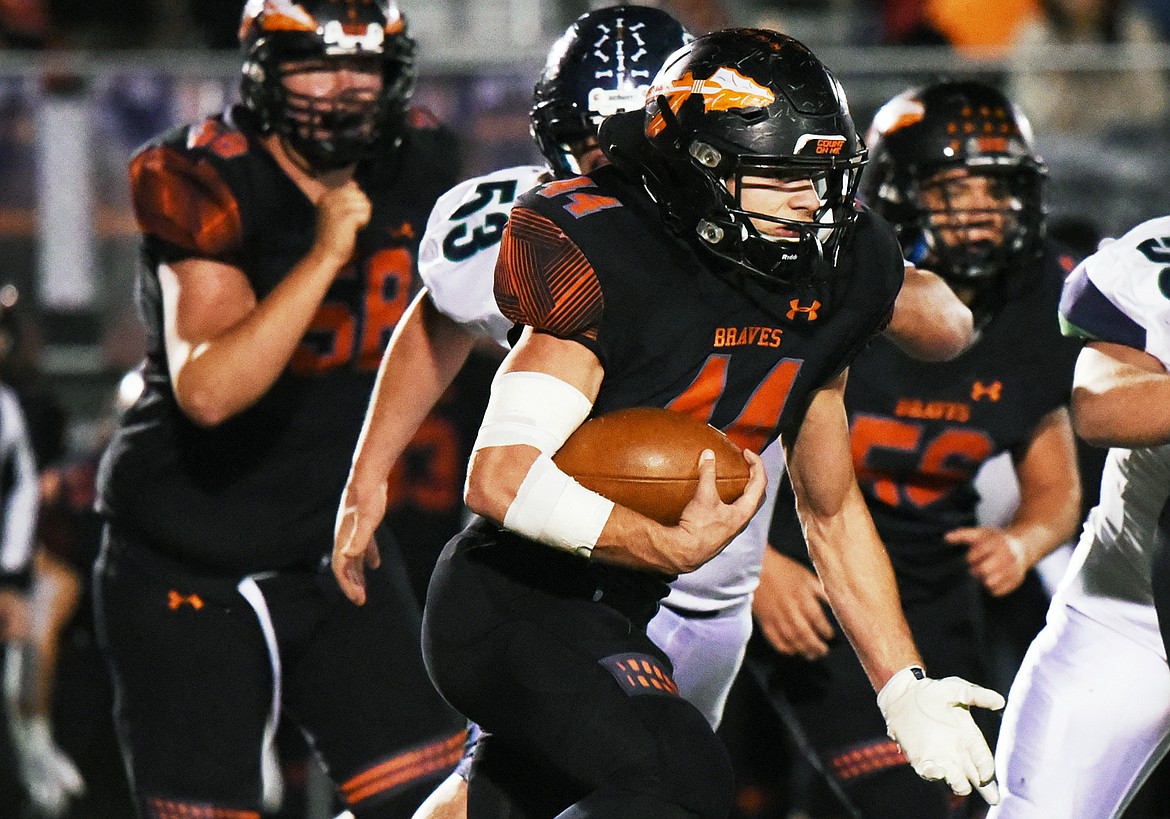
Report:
464,445,646,566
1005,408,1082,567
592,504,694,573
349,293,477,488
1072,378,1170,447
884,266,973,362
171,248,346,425
1004,481,1081,569
803,496,921,690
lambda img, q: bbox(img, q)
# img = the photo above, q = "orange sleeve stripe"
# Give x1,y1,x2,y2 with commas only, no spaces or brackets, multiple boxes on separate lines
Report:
494,208,603,340
129,145,243,259
340,730,466,805
146,798,260,819
830,739,909,781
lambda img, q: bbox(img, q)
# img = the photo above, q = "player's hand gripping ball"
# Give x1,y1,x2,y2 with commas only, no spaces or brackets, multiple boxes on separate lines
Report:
553,407,750,525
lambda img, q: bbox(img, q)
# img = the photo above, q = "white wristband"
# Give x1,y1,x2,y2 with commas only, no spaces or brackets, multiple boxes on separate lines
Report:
503,453,614,559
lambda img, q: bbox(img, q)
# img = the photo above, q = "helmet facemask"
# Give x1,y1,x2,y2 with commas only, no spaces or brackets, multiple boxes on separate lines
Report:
716,152,866,285
239,1,417,175
270,55,385,172
910,164,1041,284
649,95,866,287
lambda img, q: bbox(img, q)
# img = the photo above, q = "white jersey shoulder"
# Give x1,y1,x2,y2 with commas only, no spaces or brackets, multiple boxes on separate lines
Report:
1056,218,1170,612
418,165,547,349
1081,215,1170,368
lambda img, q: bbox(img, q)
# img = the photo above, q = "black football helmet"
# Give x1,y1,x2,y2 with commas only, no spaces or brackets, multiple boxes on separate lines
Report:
531,4,691,178
600,28,866,285
239,0,416,172
861,80,1047,307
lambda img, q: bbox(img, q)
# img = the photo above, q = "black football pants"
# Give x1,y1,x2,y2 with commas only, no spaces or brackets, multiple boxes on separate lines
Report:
422,526,734,818
94,525,466,818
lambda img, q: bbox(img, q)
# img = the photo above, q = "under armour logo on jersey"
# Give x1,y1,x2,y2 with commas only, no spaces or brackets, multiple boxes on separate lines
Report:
599,653,679,697
167,590,205,611
787,299,821,321
971,380,1002,402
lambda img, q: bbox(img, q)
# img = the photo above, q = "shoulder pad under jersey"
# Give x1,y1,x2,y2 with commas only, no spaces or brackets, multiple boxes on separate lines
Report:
128,117,249,262
418,165,546,348
1060,215,1170,368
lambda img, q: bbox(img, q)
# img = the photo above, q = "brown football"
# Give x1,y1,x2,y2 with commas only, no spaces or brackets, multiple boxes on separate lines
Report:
553,407,750,526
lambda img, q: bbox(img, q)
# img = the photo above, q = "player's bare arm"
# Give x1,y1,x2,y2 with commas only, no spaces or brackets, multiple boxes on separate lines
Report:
784,369,920,688
161,180,370,427
1071,340,1170,447
463,329,766,575
334,289,478,604
883,263,974,362
786,368,1005,803
952,406,1081,597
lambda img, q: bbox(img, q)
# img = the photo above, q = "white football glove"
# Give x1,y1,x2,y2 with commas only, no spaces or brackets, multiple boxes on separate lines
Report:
876,665,1005,805
13,714,85,817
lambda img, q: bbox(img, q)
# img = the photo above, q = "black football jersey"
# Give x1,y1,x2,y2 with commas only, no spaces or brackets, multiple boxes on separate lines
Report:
96,106,460,573
497,166,905,453
771,243,1083,600
488,164,904,602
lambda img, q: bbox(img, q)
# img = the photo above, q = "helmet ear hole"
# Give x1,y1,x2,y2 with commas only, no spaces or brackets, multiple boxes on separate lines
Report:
689,141,723,171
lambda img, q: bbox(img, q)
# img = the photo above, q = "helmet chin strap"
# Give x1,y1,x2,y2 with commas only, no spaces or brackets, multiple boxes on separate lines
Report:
698,215,828,285
280,134,349,177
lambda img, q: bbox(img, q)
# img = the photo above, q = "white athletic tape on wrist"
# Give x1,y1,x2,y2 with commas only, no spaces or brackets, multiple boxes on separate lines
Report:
472,371,593,455
503,453,614,559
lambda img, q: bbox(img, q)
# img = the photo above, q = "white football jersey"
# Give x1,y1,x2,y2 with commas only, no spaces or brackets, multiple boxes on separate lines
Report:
417,165,547,348
1066,215,1170,368
1057,216,1170,611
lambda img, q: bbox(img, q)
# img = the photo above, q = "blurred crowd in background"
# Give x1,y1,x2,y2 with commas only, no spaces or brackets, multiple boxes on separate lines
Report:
0,0,1167,52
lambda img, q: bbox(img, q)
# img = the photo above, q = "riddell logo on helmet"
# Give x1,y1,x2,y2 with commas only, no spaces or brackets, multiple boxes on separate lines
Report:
647,68,775,136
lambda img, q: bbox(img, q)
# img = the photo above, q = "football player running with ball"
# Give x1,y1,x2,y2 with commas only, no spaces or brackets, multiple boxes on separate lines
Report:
336,10,974,818
93,2,467,817
413,30,1002,818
